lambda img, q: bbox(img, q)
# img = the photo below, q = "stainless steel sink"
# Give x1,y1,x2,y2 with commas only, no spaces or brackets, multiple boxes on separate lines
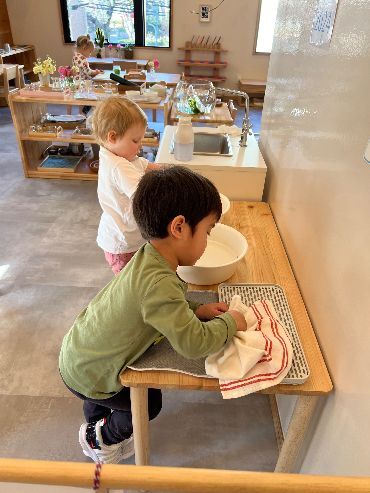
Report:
171,132,233,157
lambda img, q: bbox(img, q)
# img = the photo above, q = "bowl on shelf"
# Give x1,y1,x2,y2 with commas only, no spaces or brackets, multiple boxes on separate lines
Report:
177,223,248,285
219,193,230,221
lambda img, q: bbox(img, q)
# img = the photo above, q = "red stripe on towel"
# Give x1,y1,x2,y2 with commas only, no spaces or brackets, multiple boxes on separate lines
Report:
220,301,289,391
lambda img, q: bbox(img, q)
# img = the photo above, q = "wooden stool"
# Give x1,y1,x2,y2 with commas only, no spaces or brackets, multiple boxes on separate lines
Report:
238,79,266,106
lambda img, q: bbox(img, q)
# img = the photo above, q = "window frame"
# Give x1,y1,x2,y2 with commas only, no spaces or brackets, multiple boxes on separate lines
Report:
253,0,277,55
59,0,172,49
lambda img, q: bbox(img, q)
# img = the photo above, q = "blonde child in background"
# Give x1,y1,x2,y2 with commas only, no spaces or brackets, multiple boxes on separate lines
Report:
73,34,103,80
92,96,160,275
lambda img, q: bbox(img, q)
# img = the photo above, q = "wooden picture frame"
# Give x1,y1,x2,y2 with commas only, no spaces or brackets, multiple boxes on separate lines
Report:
199,4,211,22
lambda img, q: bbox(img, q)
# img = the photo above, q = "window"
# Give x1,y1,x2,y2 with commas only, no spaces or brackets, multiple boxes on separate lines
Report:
60,0,171,48
255,0,279,54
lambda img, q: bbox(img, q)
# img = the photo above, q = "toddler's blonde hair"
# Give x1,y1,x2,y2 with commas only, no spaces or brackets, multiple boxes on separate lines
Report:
76,34,94,51
92,96,147,145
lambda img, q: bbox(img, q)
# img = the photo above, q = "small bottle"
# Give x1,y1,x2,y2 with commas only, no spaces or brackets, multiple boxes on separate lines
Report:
174,116,194,162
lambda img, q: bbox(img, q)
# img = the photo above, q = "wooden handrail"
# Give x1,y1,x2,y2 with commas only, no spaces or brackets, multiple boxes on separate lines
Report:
0,459,369,492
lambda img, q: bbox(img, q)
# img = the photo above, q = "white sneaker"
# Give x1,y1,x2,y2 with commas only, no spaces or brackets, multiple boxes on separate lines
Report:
79,418,135,464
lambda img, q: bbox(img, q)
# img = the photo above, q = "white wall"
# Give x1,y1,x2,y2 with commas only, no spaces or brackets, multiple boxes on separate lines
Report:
260,0,370,475
6,0,270,88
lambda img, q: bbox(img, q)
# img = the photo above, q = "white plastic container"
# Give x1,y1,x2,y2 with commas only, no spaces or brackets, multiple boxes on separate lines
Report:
174,116,194,162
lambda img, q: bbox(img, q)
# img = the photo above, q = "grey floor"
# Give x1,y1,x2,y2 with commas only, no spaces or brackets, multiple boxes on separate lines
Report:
0,103,278,471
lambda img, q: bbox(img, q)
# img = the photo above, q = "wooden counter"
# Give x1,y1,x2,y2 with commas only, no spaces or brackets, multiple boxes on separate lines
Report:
121,202,333,472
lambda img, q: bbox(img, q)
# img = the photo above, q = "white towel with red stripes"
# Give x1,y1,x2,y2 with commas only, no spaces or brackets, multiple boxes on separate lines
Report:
205,295,293,399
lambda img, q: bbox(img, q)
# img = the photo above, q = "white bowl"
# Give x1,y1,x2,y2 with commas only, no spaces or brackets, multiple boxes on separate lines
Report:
177,223,248,285
219,193,230,221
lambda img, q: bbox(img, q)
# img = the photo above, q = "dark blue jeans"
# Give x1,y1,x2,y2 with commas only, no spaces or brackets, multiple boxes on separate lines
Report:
67,384,162,445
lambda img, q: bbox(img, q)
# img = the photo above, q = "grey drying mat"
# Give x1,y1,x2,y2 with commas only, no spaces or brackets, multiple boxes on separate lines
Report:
218,284,310,384
128,286,310,385
128,291,217,378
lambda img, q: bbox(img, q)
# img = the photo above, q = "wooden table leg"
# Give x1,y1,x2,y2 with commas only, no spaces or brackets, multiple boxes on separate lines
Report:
130,387,149,465
152,109,157,122
274,395,319,473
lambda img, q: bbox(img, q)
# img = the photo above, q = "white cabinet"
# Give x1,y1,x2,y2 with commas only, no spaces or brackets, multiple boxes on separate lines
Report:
155,126,267,201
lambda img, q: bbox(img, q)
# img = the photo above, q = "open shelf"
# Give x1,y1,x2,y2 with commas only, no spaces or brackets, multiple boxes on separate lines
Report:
0,45,37,80
182,75,227,82
177,60,227,68
177,46,227,52
20,130,158,147
8,93,161,180
177,42,227,84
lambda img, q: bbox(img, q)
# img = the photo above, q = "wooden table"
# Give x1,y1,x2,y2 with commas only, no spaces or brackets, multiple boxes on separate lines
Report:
93,70,181,88
238,79,266,104
169,102,234,125
88,57,148,69
120,202,333,472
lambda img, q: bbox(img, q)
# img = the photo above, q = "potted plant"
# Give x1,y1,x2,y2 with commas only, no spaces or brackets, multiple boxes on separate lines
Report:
95,28,107,58
123,43,135,59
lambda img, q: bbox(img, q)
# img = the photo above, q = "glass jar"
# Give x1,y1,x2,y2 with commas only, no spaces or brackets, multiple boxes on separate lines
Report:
174,80,216,115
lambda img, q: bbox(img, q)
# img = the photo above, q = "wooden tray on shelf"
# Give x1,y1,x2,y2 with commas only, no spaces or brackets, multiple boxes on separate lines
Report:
41,114,86,130
71,128,94,139
37,154,84,173
28,125,63,138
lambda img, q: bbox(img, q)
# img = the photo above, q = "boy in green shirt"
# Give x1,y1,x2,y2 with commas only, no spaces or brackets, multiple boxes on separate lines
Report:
59,166,247,464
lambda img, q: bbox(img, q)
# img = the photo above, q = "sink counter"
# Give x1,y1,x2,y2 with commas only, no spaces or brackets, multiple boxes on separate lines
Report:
155,125,267,200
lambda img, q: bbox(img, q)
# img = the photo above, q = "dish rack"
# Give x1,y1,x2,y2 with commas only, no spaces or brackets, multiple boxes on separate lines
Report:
218,283,310,385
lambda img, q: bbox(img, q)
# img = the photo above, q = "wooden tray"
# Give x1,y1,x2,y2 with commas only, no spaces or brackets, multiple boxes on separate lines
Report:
71,128,94,139
29,125,63,138
37,155,83,173
42,114,86,130
125,70,146,80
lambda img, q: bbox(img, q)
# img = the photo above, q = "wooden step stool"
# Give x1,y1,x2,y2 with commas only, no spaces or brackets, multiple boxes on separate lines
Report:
238,79,266,106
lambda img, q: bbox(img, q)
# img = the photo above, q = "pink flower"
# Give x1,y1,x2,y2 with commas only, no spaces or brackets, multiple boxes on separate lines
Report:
58,65,76,78
58,66,68,77
117,44,122,49
108,44,113,49
153,58,160,69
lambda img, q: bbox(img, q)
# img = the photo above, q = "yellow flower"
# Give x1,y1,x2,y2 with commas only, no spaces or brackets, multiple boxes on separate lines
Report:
33,56,56,76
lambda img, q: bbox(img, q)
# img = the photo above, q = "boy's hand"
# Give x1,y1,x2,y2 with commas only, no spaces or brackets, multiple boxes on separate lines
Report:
195,302,228,320
228,310,248,331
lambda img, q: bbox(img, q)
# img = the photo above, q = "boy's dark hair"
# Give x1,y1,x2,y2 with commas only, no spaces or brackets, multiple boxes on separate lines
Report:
133,166,222,239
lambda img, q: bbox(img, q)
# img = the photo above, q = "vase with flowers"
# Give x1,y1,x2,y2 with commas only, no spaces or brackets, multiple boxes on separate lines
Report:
58,65,80,91
33,56,56,86
146,58,160,74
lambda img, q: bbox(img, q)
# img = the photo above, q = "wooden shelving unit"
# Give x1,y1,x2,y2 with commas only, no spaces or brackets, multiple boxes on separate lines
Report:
0,45,36,77
8,91,162,181
177,44,227,83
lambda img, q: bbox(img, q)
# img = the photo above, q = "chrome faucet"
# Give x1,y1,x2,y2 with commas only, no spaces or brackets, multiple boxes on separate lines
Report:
215,87,252,146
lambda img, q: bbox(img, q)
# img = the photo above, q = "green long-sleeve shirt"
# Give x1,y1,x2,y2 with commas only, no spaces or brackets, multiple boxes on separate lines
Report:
59,242,237,399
